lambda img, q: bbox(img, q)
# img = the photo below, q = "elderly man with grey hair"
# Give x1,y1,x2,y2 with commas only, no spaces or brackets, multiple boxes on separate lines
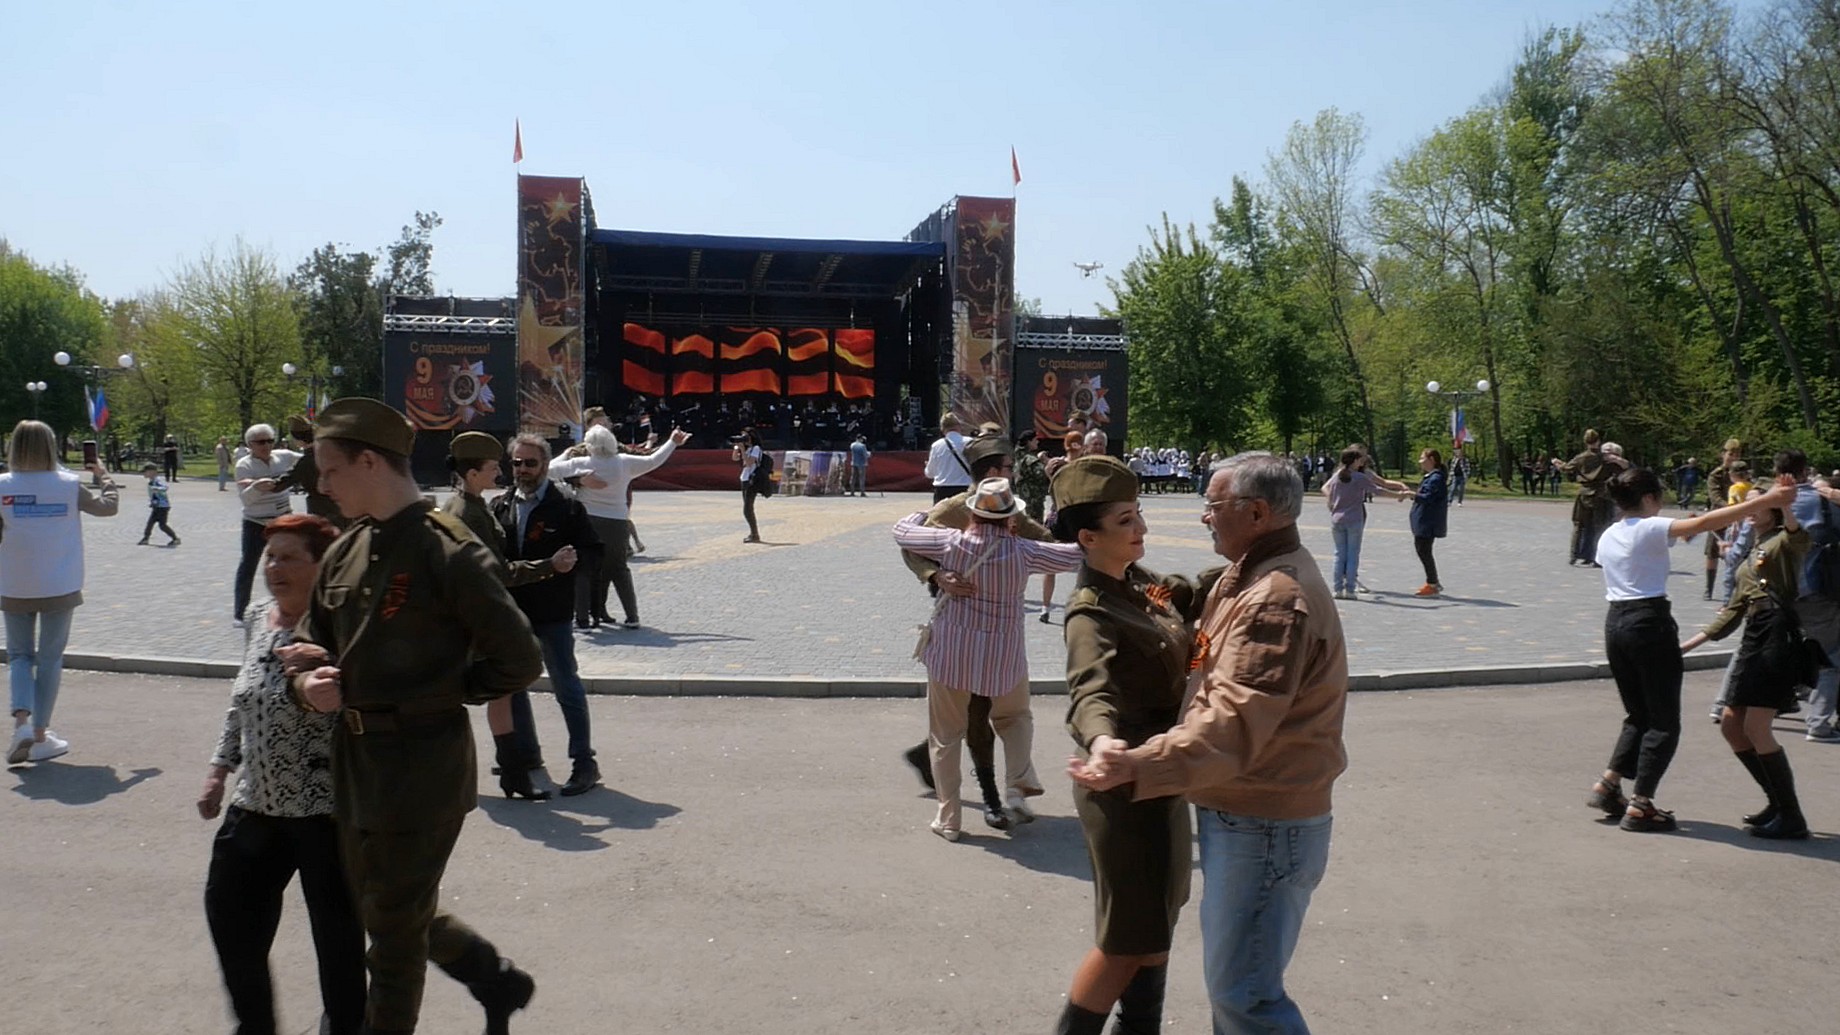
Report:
231,422,301,624
1072,452,1348,1035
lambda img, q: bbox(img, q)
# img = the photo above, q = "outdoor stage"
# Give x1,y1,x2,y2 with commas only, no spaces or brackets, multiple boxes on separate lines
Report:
629,449,932,494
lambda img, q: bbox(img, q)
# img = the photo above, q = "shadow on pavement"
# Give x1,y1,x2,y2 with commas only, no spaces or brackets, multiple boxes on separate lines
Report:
1360,591,1519,609
961,813,1093,880
1670,819,1840,862
579,628,753,649
8,764,161,805
477,787,682,852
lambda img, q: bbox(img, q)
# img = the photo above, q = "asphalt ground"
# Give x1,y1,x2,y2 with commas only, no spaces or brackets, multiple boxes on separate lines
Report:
5,670,1837,1034
67,477,1732,692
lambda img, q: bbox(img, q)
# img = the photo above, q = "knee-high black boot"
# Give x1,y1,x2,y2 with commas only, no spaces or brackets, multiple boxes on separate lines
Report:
495,734,551,801
1753,750,1809,839
1733,749,1777,827
903,741,935,791
975,766,1010,830
1054,1001,1109,1035
1110,964,1167,1035
438,937,536,1035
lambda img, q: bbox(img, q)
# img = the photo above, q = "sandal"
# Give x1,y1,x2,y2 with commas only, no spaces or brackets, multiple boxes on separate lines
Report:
1620,800,1678,833
1587,779,1628,817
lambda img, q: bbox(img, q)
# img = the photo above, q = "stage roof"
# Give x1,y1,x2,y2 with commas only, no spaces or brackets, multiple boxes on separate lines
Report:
591,228,944,300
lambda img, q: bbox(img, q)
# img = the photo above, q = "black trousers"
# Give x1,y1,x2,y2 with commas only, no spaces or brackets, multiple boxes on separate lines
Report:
1414,535,1439,585
234,519,267,618
142,506,175,540
205,807,366,1035
742,484,760,537
1604,597,1684,798
587,515,639,622
932,485,964,503
163,454,179,481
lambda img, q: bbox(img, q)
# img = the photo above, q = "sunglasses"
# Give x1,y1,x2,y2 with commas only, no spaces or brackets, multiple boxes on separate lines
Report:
510,458,544,468
250,438,275,445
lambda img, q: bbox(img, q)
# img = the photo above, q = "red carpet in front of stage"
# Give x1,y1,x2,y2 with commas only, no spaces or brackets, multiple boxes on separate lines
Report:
630,450,932,493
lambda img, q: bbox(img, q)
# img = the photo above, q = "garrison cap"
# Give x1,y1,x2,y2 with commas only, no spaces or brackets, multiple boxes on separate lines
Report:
285,414,314,440
1051,455,1139,509
315,397,414,456
449,431,503,463
964,434,1013,467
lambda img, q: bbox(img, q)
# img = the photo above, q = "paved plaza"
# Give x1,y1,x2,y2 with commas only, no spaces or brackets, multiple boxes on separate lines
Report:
5,670,1836,1034
69,476,1730,691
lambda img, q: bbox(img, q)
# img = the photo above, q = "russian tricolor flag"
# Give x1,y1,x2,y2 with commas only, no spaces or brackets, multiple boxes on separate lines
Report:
85,386,110,431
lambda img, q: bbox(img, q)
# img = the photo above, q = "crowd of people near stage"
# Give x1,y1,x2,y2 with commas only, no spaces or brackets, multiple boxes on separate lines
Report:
614,394,901,452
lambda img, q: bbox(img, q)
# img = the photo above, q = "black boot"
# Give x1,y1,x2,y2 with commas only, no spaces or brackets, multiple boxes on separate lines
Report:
440,938,536,1035
975,766,1010,829
560,760,601,797
1753,750,1809,839
1734,749,1777,827
903,741,935,791
1109,964,1167,1035
1054,1001,1109,1035
494,735,551,801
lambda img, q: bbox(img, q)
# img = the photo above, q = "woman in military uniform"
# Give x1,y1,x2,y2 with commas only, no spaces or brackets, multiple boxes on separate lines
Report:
1052,454,1204,1035
442,431,575,801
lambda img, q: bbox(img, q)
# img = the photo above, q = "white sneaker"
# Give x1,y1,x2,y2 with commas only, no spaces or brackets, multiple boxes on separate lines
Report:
929,818,961,842
26,731,67,762
7,725,33,765
1004,792,1038,824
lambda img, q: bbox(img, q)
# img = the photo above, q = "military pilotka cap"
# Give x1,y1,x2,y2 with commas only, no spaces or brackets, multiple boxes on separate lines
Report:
285,414,314,440
315,398,415,456
1052,455,1139,508
964,434,1013,467
449,431,503,462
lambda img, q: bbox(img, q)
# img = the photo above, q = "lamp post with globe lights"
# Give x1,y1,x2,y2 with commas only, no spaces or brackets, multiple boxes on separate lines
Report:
282,361,344,420
24,381,47,418
1427,379,1491,480
53,351,135,472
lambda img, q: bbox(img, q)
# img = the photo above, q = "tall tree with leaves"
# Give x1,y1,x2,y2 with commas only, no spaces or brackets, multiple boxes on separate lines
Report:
0,242,106,434
170,241,301,432
294,243,384,397
384,211,443,296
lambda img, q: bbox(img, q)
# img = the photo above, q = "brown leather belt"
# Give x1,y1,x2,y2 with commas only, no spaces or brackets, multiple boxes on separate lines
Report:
340,705,462,736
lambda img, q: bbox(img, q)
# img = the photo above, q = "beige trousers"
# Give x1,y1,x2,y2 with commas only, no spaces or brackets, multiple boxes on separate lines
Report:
927,678,1040,831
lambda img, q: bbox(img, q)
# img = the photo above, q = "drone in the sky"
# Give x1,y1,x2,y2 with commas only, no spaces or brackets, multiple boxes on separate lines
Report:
1073,261,1104,278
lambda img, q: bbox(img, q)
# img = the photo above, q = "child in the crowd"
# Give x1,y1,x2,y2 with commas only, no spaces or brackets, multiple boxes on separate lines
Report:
137,462,180,546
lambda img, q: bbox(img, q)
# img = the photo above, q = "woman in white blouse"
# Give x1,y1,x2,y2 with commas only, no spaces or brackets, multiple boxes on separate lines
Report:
197,513,364,1035
547,423,691,628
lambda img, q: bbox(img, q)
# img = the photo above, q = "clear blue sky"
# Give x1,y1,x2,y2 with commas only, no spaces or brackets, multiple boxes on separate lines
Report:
2,0,1694,316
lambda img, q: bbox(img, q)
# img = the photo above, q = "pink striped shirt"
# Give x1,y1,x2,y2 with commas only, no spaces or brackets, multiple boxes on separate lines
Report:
893,513,1083,695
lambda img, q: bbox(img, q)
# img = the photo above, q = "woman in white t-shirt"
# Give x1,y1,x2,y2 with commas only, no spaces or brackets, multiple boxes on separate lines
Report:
1587,465,1795,832
732,430,765,543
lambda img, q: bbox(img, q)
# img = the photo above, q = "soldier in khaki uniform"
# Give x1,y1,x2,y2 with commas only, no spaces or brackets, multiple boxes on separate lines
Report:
288,400,544,1035
1052,455,1214,1035
898,432,1056,826
443,430,577,802
271,414,350,529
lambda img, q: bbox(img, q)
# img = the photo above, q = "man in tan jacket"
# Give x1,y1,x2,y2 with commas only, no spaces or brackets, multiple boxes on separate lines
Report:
1073,452,1347,1035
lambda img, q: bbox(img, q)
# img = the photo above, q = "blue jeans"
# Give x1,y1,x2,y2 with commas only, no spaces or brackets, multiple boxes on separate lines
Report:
1197,808,1332,1035
7,608,74,729
531,620,594,764
1329,523,1364,593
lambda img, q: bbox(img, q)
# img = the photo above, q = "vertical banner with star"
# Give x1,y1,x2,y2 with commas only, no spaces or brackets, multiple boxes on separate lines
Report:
945,196,1016,434
517,175,586,436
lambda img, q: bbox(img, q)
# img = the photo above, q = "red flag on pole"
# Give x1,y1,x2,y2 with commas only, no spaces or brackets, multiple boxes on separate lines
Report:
1010,146,1021,186
513,119,524,164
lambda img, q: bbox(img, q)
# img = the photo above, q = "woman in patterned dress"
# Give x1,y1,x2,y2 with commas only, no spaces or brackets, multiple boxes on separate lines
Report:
197,513,365,1035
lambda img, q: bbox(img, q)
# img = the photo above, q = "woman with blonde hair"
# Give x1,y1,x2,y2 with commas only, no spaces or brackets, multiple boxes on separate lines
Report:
3,420,120,765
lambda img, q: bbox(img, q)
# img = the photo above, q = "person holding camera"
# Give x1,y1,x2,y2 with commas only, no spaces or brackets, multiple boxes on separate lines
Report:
734,430,766,543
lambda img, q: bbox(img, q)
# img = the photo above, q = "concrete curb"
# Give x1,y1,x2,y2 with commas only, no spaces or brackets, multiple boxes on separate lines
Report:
64,649,1738,697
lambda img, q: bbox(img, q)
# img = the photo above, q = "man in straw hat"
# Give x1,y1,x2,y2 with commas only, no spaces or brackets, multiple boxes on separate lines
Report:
899,431,1056,825
285,398,544,1035
893,477,1083,841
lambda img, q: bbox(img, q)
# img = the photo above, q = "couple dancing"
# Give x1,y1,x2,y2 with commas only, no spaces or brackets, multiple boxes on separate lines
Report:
896,449,1349,1035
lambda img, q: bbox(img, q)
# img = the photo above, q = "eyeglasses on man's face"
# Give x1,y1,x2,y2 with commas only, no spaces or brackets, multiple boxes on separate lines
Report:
250,438,275,445
510,457,544,468
1202,496,1260,516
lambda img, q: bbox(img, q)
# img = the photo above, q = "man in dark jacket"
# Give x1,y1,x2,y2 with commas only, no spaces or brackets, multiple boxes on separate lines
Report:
492,433,604,796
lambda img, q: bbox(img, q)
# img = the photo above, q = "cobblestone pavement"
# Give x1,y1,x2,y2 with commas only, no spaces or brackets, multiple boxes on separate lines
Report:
72,476,1732,686
6,671,1836,1034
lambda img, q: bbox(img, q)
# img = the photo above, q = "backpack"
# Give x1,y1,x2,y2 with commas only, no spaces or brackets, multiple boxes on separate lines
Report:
753,450,777,497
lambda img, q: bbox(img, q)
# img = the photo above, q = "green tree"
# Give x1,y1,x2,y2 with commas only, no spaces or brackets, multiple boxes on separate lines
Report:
0,242,106,436
384,211,443,296
294,243,384,397
170,241,301,432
